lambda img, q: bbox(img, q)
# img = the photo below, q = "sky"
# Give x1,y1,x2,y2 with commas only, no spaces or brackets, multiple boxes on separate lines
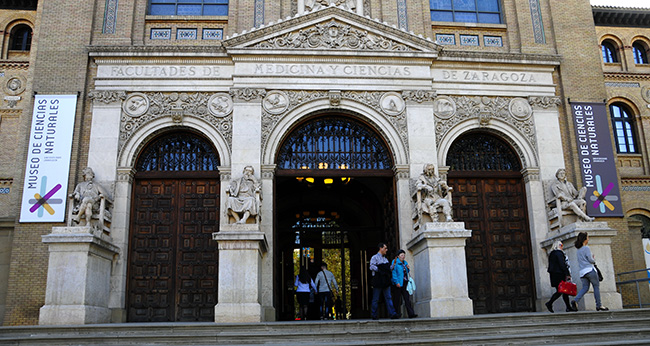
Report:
590,0,650,8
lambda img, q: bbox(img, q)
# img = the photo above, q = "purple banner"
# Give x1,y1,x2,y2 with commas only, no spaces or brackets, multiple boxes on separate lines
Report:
570,102,623,217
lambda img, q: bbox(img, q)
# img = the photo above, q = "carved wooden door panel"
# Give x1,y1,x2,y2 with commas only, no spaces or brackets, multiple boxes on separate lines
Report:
128,178,219,322
449,175,535,314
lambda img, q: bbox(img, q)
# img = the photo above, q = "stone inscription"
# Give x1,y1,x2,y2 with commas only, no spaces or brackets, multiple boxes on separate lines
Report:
435,69,549,84
251,63,413,77
99,65,223,78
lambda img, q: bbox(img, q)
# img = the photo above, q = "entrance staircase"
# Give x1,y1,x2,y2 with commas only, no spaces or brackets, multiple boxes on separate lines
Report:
2,309,650,345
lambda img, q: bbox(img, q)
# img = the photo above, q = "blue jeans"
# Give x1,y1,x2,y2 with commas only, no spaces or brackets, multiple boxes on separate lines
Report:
573,269,602,308
371,286,397,318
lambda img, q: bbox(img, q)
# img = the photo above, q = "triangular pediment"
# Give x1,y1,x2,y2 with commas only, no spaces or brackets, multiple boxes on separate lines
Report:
222,5,441,54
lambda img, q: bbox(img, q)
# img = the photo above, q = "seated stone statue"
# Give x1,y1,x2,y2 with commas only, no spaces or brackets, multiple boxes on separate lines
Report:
67,167,112,231
226,166,262,224
412,164,453,227
550,168,594,223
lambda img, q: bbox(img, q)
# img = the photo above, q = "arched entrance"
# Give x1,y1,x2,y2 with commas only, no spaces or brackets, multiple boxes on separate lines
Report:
446,131,536,314
126,131,220,322
274,115,398,320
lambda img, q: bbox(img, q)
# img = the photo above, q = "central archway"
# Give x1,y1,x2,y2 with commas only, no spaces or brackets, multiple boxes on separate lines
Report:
274,114,398,320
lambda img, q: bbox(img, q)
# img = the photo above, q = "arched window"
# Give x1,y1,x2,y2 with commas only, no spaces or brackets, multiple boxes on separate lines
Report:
633,41,649,65
10,25,32,51
136,132,219,172
609,103,638,154
630,214,650,239
148,0,228,16
276,116,393,170
601,40,619,63
446,132,521,171
430,0,502,24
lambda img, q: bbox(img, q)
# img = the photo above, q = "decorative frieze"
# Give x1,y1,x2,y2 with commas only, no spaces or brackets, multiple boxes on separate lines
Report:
230,88,267,102
119,92,233,152
521,167,540,183
528,96,562,110
116,167,135,183
402,90,436,103
261,164,277,179
88,90,127,104
253,19,411,51
394,164,409,179
434,95,537,156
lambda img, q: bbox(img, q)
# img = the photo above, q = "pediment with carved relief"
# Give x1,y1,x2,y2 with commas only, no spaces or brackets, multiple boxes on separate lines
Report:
222,6,440,54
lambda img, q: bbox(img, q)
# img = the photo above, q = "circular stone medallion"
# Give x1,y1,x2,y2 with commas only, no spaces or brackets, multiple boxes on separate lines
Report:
432,96,457,119
208,93,233,117
123,93,149,117
642,85,650,104
509,97,533,121
380,92,405,116
263,91,289,114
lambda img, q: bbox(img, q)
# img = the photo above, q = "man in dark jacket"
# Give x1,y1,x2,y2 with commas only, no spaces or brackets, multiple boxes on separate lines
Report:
369,243,399,319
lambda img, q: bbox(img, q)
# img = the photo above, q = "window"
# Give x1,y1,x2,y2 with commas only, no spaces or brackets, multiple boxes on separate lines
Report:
430,0,501,24
609,103,638,153
149,0,228,16
10,25,31,51
601,40,619,63
633,42,649,65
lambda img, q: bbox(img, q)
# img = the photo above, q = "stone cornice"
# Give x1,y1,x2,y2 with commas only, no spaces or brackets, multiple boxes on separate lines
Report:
88,45,227,57
0,61,29,69
438,50,561,65
621,177,650,186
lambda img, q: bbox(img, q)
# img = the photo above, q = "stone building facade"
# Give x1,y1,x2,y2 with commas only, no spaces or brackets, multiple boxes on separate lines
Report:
0,0,646,325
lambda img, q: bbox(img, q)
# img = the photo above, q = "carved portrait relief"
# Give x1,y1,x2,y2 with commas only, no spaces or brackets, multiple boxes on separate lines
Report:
642,85,650,104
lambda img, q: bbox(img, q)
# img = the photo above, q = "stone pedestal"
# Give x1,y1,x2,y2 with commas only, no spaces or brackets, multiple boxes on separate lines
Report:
213,224,268,323
406,222,473,318
39,227,119,325
541,222,623,311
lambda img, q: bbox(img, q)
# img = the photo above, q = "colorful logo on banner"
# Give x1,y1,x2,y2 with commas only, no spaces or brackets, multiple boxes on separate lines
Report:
20,95,77,223
570,102,623,217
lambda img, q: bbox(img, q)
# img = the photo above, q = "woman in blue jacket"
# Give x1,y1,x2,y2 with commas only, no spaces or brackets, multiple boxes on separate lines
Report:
391,249,417,318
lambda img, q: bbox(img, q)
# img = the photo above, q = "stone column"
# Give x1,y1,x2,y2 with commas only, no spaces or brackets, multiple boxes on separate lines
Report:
406,222,473,317
541,222,623,311
39,227,119,325
213,225,268,323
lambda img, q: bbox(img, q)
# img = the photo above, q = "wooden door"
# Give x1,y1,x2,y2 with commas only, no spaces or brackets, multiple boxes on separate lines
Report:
450,174,535,314
127,178,219,322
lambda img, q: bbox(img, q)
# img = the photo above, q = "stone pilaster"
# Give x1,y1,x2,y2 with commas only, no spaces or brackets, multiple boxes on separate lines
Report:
39,227,119,325
407,222,473,318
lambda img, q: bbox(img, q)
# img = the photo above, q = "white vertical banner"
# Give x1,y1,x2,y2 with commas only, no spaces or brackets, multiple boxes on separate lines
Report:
20,95,77,222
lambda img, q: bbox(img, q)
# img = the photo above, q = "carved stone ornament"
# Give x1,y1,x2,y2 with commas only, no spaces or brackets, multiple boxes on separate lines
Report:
119,92,233,152
329,90,341,106
253,19,411,51
380,92,405,116
403,90,437,104
292,0,371,16
432,96,456,120
305,0,356,12
528,96,562,110
435,95,537,155
230,88,267,102
208,93,233,117
263,91,290,114
89,90,127,104
509,97,533,121
123,93,149,117
3,76,26,96
261,90,409,162
642,85,650,104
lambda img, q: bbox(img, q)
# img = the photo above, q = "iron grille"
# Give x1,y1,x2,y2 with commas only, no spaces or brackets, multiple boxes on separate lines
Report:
136,132,219,172
447,133,521,171
277,117,392,170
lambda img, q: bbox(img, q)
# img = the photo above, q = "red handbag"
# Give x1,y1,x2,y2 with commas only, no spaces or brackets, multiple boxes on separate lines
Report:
558,280,577,296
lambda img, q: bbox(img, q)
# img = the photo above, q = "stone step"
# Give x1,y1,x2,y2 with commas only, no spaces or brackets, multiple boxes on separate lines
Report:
2,309,650,345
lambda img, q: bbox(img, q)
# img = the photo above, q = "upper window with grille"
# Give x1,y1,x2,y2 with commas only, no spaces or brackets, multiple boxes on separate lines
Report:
10,25,32,51
633,41,649,65
430,0,502,24
148,0,229,16
609,103,638,154
601,40,619,63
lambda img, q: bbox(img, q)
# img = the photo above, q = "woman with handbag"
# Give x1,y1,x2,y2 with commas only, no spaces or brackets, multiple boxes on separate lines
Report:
571,232,609,311
391,250,417,318
294,266,317,320
545,241,575,312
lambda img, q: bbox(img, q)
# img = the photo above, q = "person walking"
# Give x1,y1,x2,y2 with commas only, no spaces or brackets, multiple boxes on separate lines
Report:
294,266,317,320
391,249,417,318
369,243,399,320
545,241,574,312
571,232,609,311
314,262,339,320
